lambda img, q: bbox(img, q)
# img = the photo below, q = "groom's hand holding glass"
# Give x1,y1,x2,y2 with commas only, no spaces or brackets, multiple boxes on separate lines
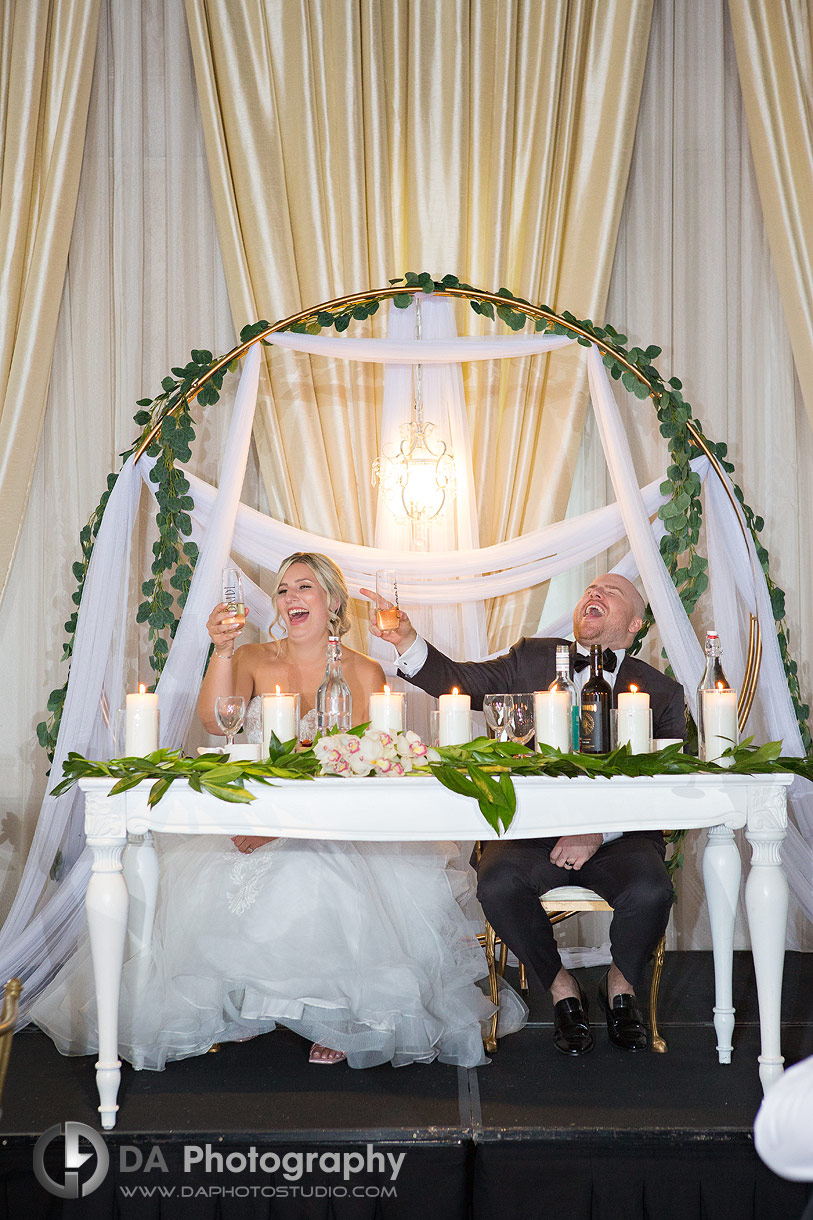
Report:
360,586,416,653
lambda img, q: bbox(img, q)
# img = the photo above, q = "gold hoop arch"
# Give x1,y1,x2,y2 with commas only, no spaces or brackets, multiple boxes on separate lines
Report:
133,282,761,729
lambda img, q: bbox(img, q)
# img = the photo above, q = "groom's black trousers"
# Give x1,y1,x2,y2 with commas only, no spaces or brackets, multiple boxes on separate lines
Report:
476,835,674,992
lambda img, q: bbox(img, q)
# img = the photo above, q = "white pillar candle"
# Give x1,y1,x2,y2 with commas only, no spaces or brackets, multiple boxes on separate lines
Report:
125,685,159,755
438,689,471,746
369,685,405,734
616,686,651,754
701,687,738,766
534,690,571,752
262,687,300,752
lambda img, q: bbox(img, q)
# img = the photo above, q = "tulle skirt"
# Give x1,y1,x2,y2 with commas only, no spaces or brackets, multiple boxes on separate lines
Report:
31,834,527,1070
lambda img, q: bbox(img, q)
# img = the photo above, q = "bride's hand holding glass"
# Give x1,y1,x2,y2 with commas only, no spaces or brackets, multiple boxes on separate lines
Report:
206,602,250,659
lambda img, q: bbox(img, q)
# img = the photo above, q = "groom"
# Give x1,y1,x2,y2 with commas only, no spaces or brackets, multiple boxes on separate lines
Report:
364,574,685,1055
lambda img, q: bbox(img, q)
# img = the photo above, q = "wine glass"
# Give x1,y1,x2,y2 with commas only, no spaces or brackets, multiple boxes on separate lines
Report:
214,695,246,748
483,693,512,741
507,694,535,746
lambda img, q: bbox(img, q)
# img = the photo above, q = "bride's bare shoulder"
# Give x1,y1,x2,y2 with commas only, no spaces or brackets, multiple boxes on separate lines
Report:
343,647,386,686
234,640,282,669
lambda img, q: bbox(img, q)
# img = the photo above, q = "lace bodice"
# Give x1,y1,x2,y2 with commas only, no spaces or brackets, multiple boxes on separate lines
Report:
245,695,318,746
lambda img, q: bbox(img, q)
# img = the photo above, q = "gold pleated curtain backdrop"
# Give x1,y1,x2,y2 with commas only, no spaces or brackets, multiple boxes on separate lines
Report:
0,0,102,605
728,0,813,431
185,0,653,652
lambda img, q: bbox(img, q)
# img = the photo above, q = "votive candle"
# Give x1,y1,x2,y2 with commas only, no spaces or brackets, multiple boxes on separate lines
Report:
369,685,405,733
262,687,300,752
701,685,738,766
438,688,471,747
616,686,651,754
534,690,571,752
125,684,159,755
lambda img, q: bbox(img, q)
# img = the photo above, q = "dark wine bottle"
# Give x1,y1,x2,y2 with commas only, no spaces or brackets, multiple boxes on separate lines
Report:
579,644,612,753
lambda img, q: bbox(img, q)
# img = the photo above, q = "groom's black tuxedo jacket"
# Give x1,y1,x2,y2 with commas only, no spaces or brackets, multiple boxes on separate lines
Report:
404,637,686,851
404,636,686,741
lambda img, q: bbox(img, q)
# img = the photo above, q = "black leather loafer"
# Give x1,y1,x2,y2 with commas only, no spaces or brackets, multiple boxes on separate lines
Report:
598,970,648,1051
553,980,594,1056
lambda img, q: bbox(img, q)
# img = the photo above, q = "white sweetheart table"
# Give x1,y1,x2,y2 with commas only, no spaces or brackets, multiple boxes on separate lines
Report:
79,771,794,1129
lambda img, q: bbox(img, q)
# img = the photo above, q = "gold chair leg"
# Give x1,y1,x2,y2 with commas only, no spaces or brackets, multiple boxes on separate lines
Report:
483,921,499,1053
518,961,528,994
649,934,667,1053
498,938,508,978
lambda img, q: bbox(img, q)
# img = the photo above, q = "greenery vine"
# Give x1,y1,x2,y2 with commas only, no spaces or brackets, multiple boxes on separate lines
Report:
37,272,810,761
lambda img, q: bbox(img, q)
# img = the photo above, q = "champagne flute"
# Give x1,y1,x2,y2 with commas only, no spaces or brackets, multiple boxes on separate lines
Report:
483,693,512,741
507,694,535,746
214,695,246,748
221,567,246,630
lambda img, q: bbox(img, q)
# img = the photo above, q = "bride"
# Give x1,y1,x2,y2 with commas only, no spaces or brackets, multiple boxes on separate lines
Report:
31,551,526,1070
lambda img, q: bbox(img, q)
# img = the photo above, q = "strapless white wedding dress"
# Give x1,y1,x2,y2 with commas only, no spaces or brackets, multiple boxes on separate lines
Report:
31,697,527,1070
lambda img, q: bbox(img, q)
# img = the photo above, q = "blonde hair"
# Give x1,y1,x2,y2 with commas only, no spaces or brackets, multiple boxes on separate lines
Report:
271,552,351,639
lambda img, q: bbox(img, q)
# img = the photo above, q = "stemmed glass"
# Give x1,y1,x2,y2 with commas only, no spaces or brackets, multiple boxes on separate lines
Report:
507,694,535,746
483,694,512,742
214,695,246,748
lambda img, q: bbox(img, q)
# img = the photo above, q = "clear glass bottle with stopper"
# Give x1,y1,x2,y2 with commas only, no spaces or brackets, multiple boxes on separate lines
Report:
548,645,579,751
316,636,352,734
696,630,735,759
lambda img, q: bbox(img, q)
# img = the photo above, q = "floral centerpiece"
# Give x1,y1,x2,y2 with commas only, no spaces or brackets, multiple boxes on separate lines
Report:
314,729,439,777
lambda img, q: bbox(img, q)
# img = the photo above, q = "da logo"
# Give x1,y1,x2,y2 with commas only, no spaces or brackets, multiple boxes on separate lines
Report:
33,1122,109,1199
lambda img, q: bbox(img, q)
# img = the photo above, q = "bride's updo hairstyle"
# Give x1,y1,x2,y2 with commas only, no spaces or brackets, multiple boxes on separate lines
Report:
271,552,351,639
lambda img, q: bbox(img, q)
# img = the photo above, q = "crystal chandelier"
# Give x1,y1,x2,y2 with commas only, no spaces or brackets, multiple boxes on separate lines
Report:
372,306,456,543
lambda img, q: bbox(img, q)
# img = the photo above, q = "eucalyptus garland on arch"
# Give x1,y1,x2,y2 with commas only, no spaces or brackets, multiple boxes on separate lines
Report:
36,273,811,760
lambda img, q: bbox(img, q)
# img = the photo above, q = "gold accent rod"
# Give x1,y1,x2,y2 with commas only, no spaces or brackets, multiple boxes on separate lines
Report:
738,613,762,732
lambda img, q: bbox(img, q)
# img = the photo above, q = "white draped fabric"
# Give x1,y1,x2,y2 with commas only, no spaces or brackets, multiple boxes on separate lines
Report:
177,462,695,615
3,318,810,1013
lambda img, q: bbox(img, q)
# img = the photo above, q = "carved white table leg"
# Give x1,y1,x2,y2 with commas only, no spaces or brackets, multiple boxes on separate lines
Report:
122,832,159,951
703,824,742,1063
745,784,788,1093
121,831,159,1009
84,790,128,1130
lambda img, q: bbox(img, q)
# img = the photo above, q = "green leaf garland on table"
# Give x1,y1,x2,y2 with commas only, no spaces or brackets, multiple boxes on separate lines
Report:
51,733,319,809
53,735,811,873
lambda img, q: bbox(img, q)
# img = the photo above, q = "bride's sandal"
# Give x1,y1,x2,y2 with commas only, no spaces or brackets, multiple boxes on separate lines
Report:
309,1042,347,1065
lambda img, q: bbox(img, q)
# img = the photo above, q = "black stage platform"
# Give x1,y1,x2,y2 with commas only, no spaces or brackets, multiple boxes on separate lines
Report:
2,952,812,1219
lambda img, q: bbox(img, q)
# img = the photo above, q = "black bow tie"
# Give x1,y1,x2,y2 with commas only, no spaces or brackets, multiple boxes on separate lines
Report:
572,648,618,674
